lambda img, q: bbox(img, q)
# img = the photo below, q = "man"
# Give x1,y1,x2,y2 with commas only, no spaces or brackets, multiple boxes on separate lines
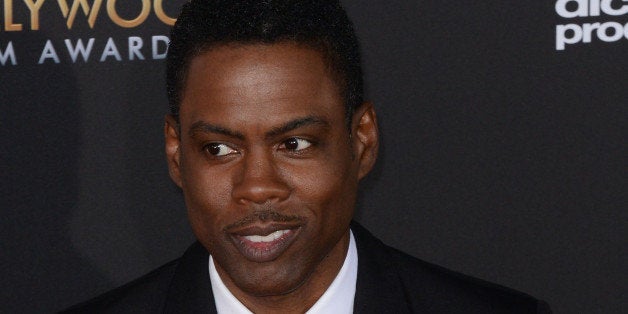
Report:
65,0,550,313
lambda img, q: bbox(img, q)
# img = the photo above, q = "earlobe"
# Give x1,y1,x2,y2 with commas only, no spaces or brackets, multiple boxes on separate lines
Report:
164,114,183,188
353,103,379,180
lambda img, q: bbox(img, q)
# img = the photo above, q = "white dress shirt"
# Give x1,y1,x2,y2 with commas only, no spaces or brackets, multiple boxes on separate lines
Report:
209,230,358,314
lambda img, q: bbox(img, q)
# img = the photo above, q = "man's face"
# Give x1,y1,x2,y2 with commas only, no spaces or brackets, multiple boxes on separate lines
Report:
165,43,378,298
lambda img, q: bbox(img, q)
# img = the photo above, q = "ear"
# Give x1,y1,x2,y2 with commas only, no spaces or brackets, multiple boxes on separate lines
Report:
352,102,379,180
164,114,183,188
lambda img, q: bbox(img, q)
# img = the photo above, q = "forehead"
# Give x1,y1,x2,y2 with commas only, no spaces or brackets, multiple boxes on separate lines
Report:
179,43,344,129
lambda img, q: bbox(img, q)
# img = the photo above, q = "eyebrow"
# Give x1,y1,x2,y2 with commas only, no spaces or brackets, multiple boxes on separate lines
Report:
188,121,245,140
187,115,330,140
265,116,330,139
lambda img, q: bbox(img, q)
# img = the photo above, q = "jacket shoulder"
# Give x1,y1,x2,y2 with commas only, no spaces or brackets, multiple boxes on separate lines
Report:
387,246,551,313
60,259,179,313
351,222,551,313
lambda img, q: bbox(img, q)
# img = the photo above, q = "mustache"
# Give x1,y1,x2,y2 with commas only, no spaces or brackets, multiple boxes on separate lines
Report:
223,209,306,231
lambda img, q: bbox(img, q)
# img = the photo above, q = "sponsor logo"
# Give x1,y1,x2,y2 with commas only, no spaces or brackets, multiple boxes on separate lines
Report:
1,0,175,31
1,35,170,65
555,0,628,50
0,0,179,66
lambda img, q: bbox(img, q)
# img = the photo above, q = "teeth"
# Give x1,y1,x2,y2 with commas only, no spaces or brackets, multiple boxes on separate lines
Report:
243,229,290,243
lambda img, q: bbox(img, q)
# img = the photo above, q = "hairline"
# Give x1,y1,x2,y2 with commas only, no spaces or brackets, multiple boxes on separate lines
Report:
173,39,359,129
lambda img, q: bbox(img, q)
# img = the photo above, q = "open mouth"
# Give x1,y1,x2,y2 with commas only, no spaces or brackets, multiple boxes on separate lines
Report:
228,224,302,263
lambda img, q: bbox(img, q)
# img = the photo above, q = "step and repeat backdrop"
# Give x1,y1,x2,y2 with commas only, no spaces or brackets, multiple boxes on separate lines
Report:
1,1,625,313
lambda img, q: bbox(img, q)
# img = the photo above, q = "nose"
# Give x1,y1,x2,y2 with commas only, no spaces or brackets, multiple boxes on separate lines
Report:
231,149,290,205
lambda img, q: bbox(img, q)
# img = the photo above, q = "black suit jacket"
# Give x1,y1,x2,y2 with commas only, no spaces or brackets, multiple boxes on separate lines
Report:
63,223,551,313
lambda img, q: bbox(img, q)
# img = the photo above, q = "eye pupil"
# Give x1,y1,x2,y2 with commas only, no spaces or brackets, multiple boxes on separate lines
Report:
208,143,221,155
285,138,299,150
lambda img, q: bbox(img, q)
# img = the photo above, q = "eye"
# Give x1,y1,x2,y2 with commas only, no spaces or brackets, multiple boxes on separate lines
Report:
204,143,237,156
281,138,312,151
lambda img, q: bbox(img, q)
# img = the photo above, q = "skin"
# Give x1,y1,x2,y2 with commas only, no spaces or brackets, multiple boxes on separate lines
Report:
165,42,378,313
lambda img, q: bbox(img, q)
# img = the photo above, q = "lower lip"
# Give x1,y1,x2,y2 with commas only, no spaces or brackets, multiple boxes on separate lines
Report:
230,228,299,263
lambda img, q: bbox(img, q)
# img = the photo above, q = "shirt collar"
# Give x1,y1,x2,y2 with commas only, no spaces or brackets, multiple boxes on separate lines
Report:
208,230,358,314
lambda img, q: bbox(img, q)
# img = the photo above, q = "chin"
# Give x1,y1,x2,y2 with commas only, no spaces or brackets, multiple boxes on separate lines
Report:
229,259,312,297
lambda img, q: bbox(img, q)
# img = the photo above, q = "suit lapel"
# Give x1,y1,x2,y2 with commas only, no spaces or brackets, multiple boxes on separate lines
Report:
352,223,413,314
163,242,217,314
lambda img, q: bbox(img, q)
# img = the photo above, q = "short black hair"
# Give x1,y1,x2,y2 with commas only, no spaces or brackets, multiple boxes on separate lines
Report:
166,0,364,126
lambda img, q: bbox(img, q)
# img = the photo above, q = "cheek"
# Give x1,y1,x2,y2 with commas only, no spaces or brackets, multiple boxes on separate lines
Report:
289,155,358,215
179,155,233,235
